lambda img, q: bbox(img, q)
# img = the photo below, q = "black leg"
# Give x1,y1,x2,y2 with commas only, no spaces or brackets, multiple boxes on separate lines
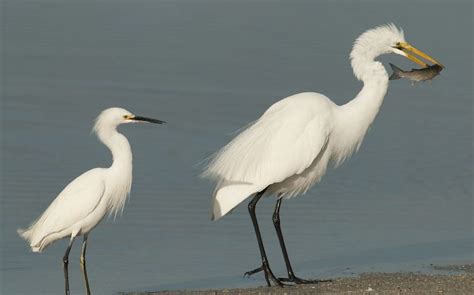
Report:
244,188,284,287
80,235,91,295
63,237,75,295
273,198,331,285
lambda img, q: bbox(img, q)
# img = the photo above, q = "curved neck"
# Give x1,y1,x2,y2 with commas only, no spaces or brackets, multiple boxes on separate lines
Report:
342,59,389,123
332,59,389,164
97,128,133,169
96,126,133,217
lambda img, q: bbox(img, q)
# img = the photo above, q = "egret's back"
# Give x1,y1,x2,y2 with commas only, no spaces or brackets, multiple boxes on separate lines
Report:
203,92,335,220
18,168,107,252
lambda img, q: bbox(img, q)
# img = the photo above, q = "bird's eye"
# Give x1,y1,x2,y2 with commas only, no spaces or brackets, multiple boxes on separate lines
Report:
123,115,129,119
393,42,402,49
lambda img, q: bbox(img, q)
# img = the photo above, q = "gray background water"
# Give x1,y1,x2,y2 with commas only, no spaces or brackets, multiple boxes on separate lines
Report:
1,1,472,294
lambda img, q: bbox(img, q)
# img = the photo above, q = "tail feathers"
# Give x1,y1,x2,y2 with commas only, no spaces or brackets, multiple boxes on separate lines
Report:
389,63,403,80
211,182,262,221
17,228,42,253
30,246,41,253
17,227,31,242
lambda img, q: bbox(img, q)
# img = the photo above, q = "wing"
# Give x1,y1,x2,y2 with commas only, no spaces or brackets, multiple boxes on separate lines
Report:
26,168,106,246
204,92,333,188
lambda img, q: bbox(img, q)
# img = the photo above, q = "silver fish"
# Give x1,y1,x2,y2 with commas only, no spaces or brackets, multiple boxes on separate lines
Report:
389,63,443,83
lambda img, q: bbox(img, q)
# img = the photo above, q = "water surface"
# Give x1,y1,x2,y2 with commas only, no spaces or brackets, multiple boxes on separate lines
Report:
1,1,472,294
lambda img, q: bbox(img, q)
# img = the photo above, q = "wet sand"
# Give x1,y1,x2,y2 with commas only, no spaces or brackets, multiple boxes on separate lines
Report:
122,264,473,295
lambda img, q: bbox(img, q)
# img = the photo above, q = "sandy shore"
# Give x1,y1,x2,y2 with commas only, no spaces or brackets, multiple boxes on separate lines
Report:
122,264,473,295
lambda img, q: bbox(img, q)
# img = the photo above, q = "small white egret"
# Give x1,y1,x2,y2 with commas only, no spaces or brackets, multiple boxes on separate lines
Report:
18,107,164,295
203,24,442,286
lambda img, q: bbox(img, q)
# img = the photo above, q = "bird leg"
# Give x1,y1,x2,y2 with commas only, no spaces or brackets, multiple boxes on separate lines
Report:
63,237,75,295
273,198,331,285
80,235,91,295
244,189,285,287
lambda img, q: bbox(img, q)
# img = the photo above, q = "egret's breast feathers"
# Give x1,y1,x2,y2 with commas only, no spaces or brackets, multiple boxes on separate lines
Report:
106,168,132,218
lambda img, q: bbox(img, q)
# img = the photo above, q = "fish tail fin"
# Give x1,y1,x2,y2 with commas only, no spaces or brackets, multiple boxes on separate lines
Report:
389,63,403,80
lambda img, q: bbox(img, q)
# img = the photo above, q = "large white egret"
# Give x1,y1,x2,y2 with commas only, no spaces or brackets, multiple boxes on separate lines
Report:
18,107,164,295
203,24,443,286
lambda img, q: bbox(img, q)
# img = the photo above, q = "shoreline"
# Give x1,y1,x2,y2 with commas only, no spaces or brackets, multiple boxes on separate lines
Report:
121,264,473,295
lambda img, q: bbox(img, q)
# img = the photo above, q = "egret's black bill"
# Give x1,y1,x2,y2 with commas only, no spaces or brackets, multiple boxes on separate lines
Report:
133,116,165,124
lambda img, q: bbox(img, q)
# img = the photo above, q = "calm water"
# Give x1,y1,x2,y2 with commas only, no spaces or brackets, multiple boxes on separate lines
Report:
1,1,472,294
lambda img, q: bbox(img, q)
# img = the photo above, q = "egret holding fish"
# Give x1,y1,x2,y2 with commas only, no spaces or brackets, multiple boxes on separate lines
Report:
203,24,443,286
18,108,164,295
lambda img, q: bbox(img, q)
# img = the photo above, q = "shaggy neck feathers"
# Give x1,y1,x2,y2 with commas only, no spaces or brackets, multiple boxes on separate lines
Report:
332,25,402,165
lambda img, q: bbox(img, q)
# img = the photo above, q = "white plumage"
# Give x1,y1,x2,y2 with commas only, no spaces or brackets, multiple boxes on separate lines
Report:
18,108,136,252
18,168,108,252
18,107,163,294
203,24,439,286
204,93,334,219
203,24,440,222
203,24,442,286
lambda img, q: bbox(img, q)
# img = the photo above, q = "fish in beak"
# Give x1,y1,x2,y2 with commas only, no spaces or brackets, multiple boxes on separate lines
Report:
395,42,444,68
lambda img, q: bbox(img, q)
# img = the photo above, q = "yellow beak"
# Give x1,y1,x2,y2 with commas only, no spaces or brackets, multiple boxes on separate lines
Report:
398,42,444,68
